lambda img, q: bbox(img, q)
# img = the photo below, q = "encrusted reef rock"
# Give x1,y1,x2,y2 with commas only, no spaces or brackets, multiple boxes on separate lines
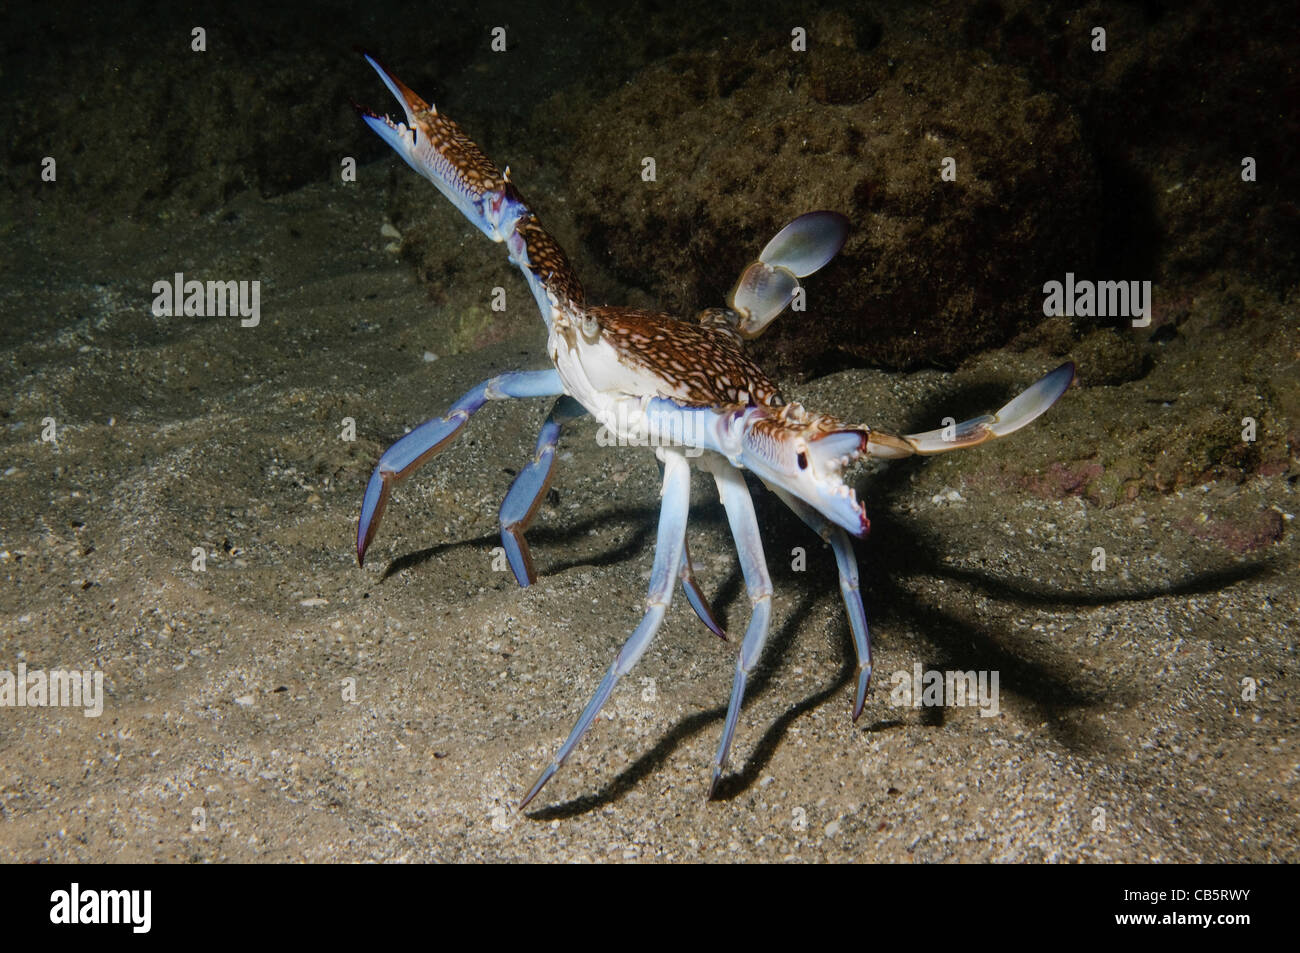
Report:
544,18,1101,378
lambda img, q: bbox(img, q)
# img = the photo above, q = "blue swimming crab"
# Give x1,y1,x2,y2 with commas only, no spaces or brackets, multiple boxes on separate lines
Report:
353,54,1075,807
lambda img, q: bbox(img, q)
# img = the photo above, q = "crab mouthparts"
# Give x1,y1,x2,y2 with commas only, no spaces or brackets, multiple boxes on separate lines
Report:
799,430,870,535
808,430,867,475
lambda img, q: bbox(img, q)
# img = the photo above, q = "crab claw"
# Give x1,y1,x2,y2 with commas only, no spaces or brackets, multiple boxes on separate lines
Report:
356,50,433,121
866,362,1077,458
355,52,526,244
353,51,433,180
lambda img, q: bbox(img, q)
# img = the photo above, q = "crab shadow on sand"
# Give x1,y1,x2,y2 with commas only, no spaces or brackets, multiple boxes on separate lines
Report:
370,433,1274,820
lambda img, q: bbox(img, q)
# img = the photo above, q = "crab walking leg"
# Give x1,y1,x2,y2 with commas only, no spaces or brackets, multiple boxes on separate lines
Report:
680,541,726,640
499,398,725,633
498,396,586,586
520,449,692,808
702,458,773,797
356,368,564,565
768,485,872,721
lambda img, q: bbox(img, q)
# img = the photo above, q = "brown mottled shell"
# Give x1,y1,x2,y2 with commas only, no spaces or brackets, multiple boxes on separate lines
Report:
694,307,743,342
751,401,857,442
592,308,784,408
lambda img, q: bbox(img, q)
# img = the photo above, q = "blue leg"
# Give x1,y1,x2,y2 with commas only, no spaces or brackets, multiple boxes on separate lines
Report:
703,458,773,796
768,484,873,721
498,396,586,585
498,401,725,640
520,449,692,808
357,368,563,566
680,542,726,640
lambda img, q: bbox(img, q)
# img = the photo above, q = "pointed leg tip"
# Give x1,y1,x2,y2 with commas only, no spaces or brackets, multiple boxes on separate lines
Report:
852,665,872,722
520,765,556,810
356,530,374,567
356,525,374,568
706,769,722,801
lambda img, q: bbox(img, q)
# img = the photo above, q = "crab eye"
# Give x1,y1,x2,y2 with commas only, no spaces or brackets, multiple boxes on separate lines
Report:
797,451,808,471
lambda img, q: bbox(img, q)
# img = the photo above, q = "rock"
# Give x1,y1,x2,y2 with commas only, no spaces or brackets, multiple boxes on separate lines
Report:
545,37,1100,377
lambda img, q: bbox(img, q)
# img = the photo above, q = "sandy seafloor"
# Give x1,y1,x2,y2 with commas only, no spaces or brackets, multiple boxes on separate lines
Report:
1,1,1296,862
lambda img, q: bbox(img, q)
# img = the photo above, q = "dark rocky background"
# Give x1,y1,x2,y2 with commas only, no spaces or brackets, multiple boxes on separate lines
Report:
5,0,1297,371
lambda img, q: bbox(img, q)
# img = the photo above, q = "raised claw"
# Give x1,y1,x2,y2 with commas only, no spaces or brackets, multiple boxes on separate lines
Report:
356,51,525,244
357,52,586,329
